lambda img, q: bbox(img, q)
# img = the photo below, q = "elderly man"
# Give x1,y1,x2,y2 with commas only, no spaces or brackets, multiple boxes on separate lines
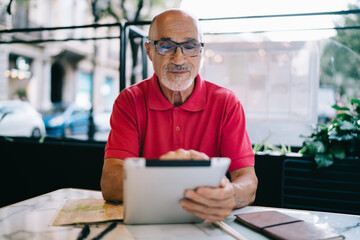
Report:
101,9,258,222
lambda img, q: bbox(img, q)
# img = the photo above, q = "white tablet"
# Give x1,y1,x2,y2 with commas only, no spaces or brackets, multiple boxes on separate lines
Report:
123,157,230,224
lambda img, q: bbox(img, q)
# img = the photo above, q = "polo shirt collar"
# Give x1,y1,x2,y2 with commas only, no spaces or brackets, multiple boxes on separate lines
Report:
149,73,206,112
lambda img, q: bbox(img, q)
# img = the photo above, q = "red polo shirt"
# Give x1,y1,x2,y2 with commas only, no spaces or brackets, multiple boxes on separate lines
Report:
105,74,254,171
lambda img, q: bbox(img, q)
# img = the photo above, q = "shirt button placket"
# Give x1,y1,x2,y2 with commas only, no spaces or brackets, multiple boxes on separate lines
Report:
173,108,183,149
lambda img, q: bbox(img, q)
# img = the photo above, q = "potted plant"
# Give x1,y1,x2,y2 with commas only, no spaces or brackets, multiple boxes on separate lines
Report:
300,98,360,168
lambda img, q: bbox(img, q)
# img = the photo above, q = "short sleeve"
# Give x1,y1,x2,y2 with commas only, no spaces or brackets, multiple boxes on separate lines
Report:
220,96,254,171
104,89,140,159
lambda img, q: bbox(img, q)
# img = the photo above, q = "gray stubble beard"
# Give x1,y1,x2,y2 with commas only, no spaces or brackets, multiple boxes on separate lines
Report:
160,74,194,91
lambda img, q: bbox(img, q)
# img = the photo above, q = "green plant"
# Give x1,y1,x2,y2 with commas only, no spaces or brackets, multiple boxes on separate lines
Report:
253,142,292,155
253,132,292,155
300,98,360,168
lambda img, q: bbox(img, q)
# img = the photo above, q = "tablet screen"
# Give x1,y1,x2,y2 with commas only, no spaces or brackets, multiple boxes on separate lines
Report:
123,158,230,224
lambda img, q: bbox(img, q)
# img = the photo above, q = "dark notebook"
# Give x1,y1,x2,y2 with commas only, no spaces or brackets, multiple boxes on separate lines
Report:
235,211,344,240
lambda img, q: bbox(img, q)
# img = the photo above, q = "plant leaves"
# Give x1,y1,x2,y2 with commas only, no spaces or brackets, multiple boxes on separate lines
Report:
332,104,350,111
301,97,360,168
339,121,356,131
329,133,354,141
253,143,261,152
315,153,334,168
356,106,360,115
298,146,307,154
329,145,346,159
305,140,326,154
350,98,360,105
333,113,353,123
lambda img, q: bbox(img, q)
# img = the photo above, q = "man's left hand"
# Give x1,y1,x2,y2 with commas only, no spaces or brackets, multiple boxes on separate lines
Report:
179,176,235,222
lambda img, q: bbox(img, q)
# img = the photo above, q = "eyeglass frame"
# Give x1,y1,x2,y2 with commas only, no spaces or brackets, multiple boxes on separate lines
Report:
147,39,204,57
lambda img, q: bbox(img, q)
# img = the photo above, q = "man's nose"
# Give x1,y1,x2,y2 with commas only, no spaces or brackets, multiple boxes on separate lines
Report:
172,46,185,64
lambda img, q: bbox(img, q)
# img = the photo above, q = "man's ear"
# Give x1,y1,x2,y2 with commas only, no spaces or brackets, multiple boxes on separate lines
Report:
145,42,153,61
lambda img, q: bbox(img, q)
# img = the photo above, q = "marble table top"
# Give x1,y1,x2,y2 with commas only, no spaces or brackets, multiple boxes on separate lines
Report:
0,188,359,240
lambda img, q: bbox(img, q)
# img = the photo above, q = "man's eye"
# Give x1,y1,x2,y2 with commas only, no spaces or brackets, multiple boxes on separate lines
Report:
184,45,195,50
184,43,197,50
158,42,175,50
160,45,172,50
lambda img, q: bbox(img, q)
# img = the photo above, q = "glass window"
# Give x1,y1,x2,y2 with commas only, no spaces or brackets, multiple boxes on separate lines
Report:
199,41,319,146
102,77,115,112
76,71,92,108
173,0,360,146
1,0,359,147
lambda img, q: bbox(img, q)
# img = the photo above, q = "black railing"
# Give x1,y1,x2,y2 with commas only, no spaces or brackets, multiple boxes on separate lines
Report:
282,158,360,215
0,22,150,92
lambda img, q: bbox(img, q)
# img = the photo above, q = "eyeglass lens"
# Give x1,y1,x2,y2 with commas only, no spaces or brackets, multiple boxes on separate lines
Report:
156,40,202,57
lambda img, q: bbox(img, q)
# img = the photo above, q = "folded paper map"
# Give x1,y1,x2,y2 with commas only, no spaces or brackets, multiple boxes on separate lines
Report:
53,198,123,226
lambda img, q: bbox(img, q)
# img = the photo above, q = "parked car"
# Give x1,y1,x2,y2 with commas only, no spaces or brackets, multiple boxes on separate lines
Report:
0,100,46,137
43,103,91,137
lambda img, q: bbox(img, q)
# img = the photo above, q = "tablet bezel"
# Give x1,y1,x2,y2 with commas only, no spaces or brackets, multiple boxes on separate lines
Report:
123,157,230,224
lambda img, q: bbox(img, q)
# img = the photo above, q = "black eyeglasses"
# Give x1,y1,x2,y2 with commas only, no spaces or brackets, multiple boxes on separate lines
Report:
148,39,204,57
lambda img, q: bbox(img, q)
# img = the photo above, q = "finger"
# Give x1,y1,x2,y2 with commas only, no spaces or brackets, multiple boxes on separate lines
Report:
182,207,227,222
196,184,234,202
159,151,175,160
184,189,235,208
174,149,191,159
184,190,222,207
189,150,210,160
160,149,190,160
160,149,209,160
220,176,230,187
179,200,231,222
181,197,233,214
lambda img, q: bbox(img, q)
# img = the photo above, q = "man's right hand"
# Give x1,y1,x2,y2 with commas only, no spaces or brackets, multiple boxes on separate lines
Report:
101,149,209,202
159,148,209,160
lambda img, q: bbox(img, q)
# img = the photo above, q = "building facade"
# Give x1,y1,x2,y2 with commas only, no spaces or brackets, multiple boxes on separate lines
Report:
0,0,119,112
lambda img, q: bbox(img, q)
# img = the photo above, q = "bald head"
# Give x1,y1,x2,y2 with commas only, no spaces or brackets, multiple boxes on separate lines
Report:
148,9,203,42
144,9,204,96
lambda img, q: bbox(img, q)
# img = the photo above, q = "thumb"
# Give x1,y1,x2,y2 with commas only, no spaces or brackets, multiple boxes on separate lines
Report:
220,176,230,187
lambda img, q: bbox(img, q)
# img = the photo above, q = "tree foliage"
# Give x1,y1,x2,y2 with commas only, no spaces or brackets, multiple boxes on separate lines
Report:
319,1,360,102
333,1,360,56
90,0,180,22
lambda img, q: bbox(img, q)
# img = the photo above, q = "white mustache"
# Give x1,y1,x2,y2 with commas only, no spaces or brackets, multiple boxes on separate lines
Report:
165,64,191,71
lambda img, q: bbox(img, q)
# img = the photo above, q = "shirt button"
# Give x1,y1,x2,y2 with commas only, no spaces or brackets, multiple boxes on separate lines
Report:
174,110,179,114
176,126,180,131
